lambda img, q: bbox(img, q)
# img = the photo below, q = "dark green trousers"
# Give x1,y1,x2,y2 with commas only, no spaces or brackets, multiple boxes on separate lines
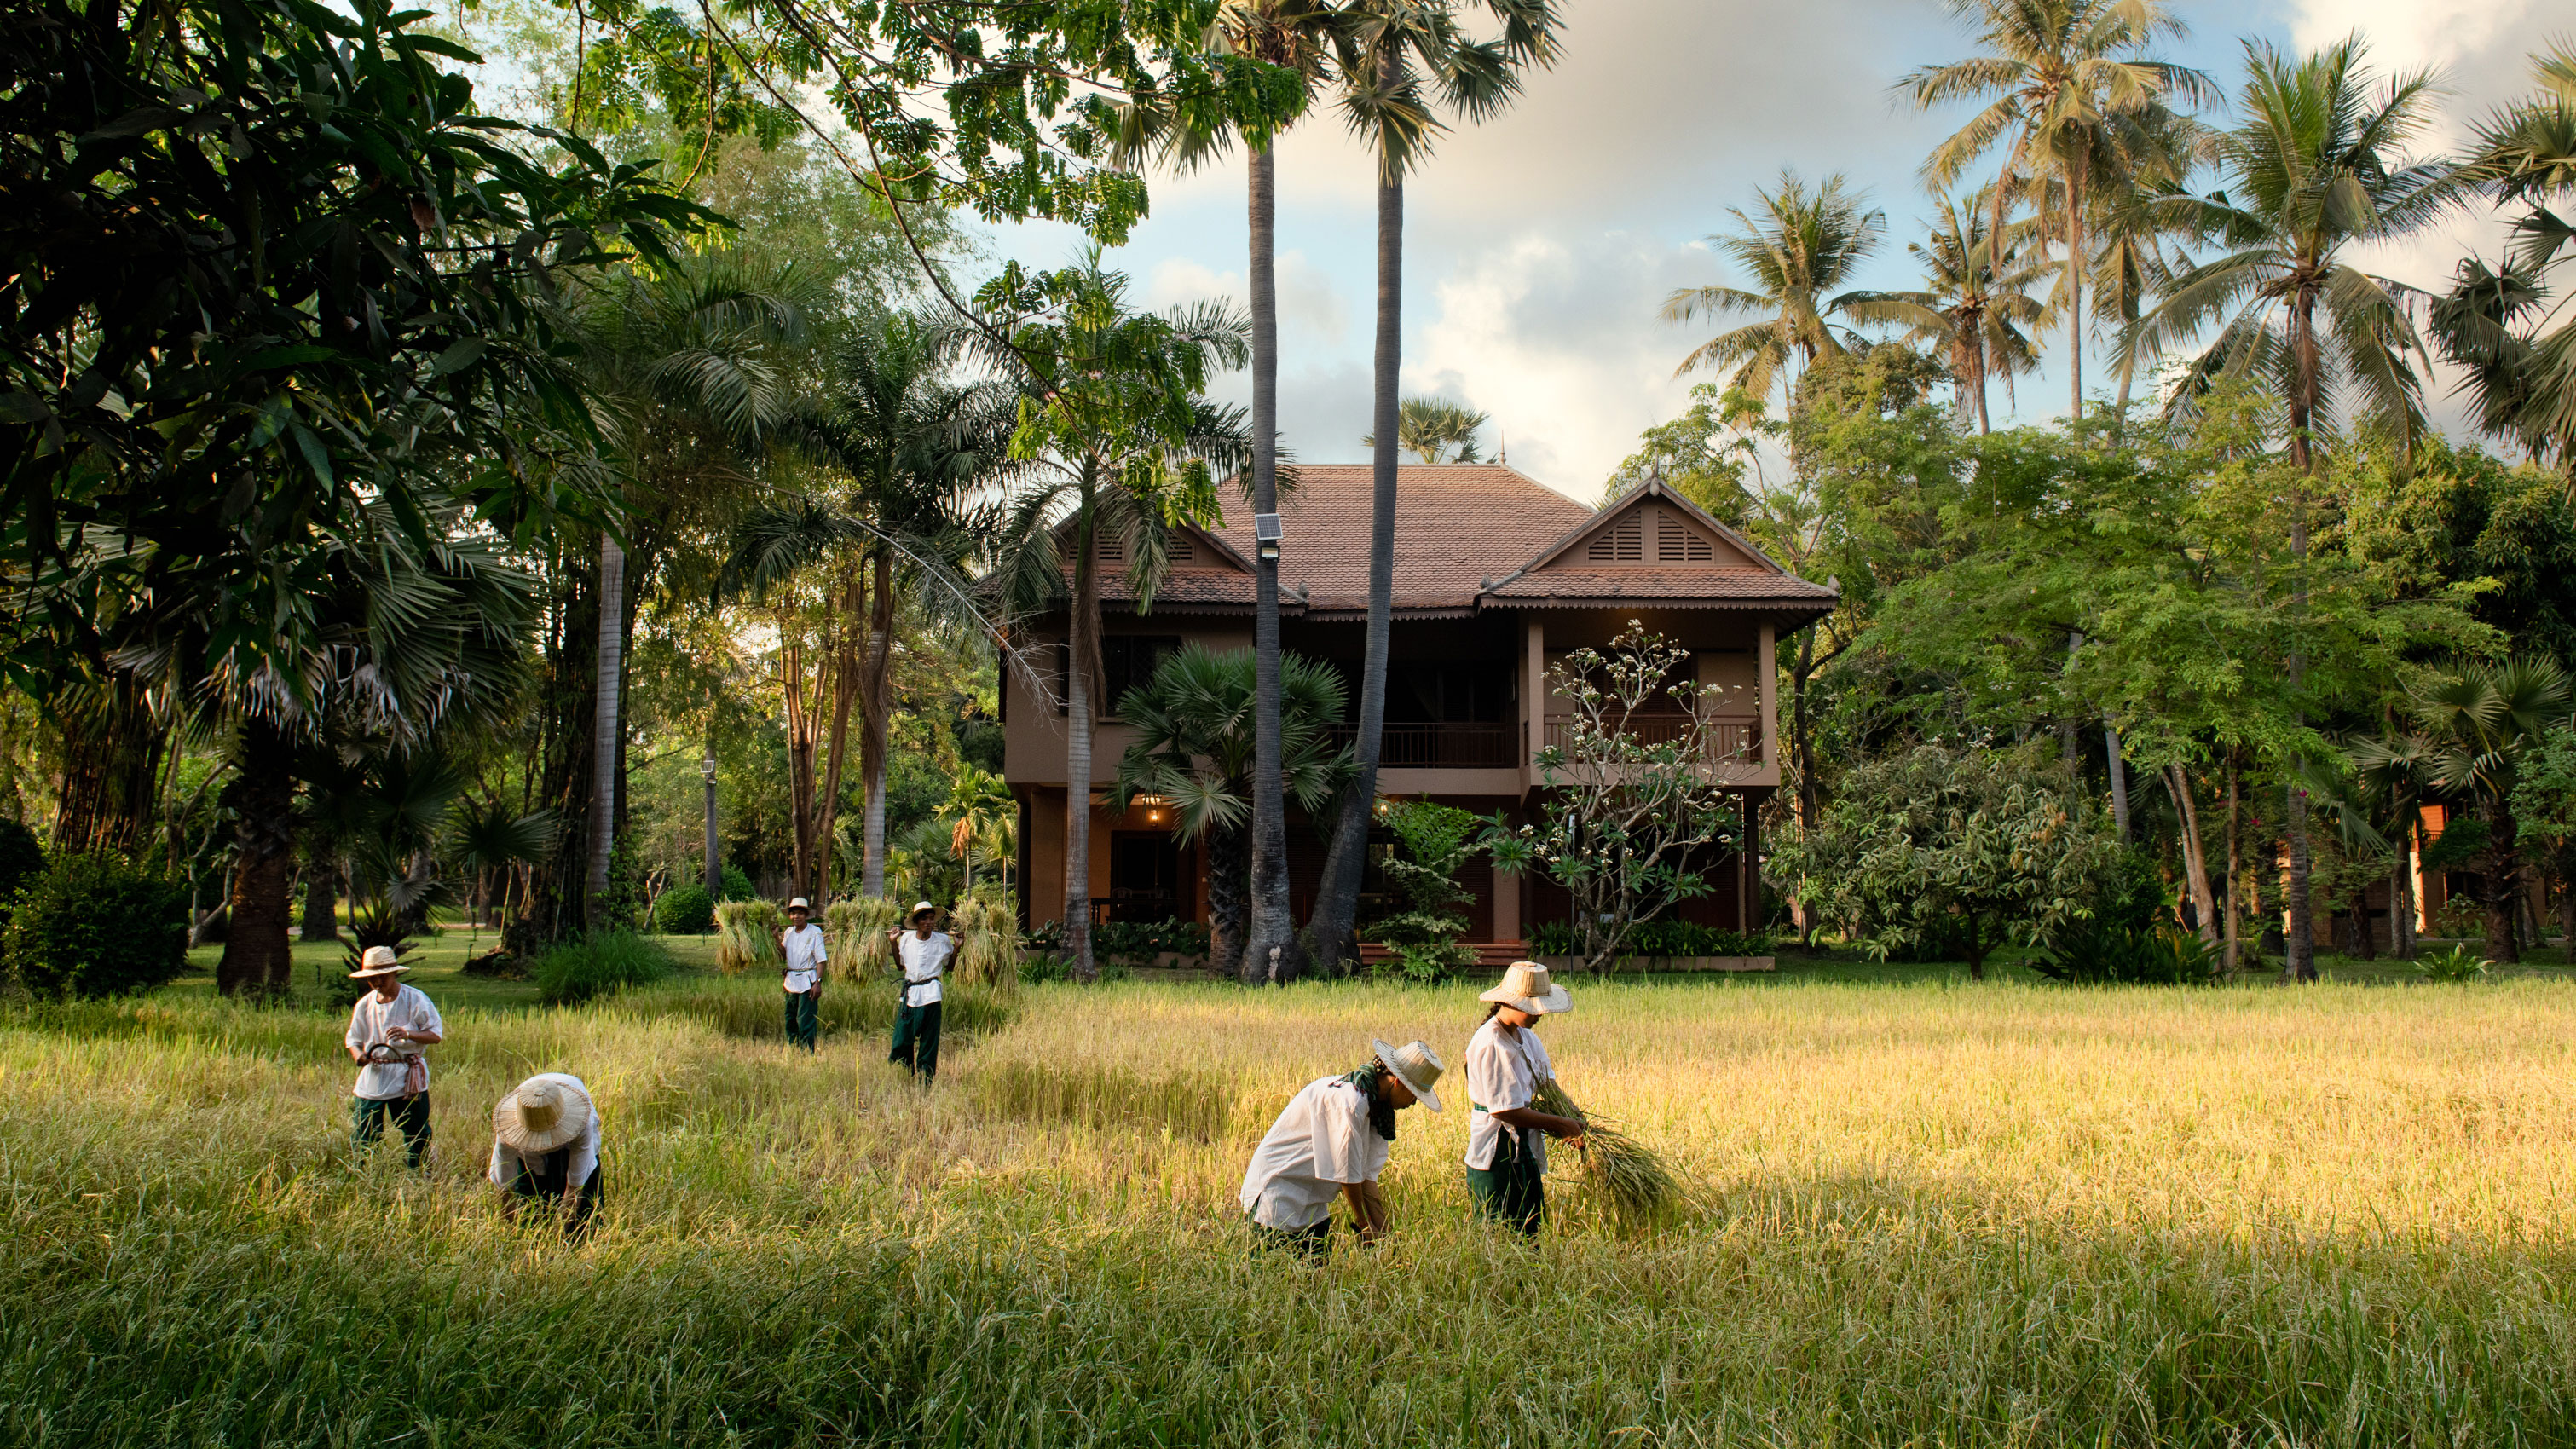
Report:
1465,1128,1545,1236
352,1094,431,1167
890,999,942,1082
1248,1215,1331,1261
783,989,819,1051
505,1153,604,1240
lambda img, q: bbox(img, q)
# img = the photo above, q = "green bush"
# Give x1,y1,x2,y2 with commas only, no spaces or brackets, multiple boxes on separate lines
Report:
2413,944,2491,983
1017,949,1129,984
3,852,190,999
0,819,44,903
533,929,675,1006
719,865,754,902
1526,920,1775,958
654,883,717,935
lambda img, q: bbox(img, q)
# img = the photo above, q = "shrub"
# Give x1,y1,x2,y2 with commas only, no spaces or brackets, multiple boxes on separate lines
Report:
2031,925,2221,985
533,929,674,1006
3,852,190,999
1526,920,1774,959
719,865,754,901
1366,799,1484,983
2413,944,2491,983
654,883,716,936
0,819,45,903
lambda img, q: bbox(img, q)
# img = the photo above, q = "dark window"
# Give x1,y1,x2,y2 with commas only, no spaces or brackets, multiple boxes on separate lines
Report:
1067,635,1181,718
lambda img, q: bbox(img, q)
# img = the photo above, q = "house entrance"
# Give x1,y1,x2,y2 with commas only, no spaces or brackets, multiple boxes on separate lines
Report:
1108,831,1182,922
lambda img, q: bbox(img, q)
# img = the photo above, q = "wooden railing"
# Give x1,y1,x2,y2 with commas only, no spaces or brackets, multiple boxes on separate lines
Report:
1541,716,1761,770
1327,721,1519,769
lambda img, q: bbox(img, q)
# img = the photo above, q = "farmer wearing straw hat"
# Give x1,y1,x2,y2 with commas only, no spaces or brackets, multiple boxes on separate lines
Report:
343,945,443,1167
779,897,825,1052
1239,1038,1446,1257
886,901,950,1082
490,1073,604,1239
1464,961,1585,1237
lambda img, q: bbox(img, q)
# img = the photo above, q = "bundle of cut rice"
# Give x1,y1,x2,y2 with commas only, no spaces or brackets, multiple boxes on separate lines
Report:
713,899,783,976
1531,1077,1682,1236
950,892,1021,992
828,898,904,981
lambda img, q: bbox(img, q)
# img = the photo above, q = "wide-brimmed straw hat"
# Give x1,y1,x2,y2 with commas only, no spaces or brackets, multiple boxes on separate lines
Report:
1479,961,1572,1015
788,897,811,911
1370,1038,1446,1112
910,900,938,921
347,945,408,979
493,1076,594,1154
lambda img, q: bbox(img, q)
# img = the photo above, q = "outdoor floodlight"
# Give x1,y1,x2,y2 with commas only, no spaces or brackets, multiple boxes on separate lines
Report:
1254,512,1282,563
699,756,718,782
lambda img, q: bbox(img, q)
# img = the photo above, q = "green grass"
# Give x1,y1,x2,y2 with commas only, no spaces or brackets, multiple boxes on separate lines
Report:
13,967,2576,1445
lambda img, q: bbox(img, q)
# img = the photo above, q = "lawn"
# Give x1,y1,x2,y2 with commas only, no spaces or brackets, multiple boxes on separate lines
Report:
9,958,2576,1446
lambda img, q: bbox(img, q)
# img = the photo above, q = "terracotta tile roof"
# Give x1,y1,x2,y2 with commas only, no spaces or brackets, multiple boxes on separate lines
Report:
1484,567,1840,606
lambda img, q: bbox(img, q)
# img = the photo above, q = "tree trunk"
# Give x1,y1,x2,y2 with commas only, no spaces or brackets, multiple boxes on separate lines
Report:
859,548,898,898
217,716,298,996
2105,725,2129,843
2390,836,2417,961
1790,624,1820,947
1964,914,1986,982
813,557,864,903
1308,165,1404,975
1062,501,1101,981
2064,156,2085,421
1244,141,1297,987
2281,286,2319,983
301,844,340,944
2481,803,2524,966
2223,757,2242,973
1207,821,1249,984
782,608,821,901
2347,892,2378,960
2167,765,2217,943
587,532,627,926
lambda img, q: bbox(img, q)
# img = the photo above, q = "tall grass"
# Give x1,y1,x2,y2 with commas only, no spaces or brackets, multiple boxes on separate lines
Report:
11,978,2576,1445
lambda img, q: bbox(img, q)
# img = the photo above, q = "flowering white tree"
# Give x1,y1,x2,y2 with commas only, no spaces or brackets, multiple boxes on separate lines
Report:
1489,624,1749,974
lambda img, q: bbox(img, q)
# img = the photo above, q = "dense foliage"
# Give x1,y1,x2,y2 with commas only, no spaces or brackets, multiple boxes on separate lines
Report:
2,852,189,998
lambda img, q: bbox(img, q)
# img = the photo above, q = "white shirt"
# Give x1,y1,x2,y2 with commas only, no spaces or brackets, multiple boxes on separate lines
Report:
782,923,827,992
1239,1076,1389,1229
1462,1016,1553,1172
898,930,950,1008
344,983,443,1100
487,1073,601,1190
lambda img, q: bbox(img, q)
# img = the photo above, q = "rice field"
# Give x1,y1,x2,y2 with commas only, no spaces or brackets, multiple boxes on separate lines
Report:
9,966,2576,1446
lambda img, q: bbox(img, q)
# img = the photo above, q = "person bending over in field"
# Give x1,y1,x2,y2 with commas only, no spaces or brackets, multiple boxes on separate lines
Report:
1464,962,1585,1238
1239,1038,1447,1257
491,1073,603,1240
886,901,950,1083
779,897,825,1053
344,945,442,1167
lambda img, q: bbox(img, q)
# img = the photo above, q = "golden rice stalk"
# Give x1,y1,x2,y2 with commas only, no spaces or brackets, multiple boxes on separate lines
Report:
950,892,1021,993
1531,1077,1682,1236
713,899,783,976
829,898,904,981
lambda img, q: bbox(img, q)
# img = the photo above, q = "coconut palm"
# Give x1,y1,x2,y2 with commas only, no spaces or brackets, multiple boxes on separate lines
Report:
2433,40,2576,469
976,255,1255,982
2129,37,2460,981
1305,0,1560,978
1903,0,2211,419
1113,645,1353,979
1363,396,1491,461
1859,183,2050,432
1661,170,1890,409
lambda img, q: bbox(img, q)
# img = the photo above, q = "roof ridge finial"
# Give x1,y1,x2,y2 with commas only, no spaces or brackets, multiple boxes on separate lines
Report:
1499,429,1507,465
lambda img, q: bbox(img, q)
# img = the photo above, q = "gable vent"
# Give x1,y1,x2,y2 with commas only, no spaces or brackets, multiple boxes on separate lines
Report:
1168,534,1194,566
1656,510,1714,563
1095,534,1124,566
1585,512,1645,563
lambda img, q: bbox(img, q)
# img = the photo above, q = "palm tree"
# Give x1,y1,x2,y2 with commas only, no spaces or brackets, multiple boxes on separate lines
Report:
1860,183,2049,432
1661,170,1889,410
2359,658,2573,964
566,256,810,927
1361,395,1491,461
2434,40,2576,470
1307,0,1560,977
944,763,1018,898
1113,645,1352,979
725,313,1012,902
1903,0,2211,419
977,255,1254,981
2131,37,2462,980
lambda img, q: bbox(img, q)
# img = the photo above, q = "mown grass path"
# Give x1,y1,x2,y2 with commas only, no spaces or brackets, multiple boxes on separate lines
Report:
8,967,2576,1446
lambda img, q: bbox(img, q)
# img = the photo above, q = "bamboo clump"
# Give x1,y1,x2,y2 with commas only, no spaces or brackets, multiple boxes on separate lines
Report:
713,899,783,976
1532,1077,1682,1236
829,898,904,981
950,892,1020,992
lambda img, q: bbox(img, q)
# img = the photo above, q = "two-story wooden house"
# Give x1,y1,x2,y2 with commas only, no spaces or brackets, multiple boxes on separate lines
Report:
1002,464,1838,947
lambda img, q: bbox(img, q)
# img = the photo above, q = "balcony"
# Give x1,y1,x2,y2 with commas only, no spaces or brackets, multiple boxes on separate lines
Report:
1541,716,1763,778
1327,721,1517,769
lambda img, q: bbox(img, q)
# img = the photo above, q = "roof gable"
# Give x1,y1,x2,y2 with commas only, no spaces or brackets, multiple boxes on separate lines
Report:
1523,480,1780,575
1060,519,1254,575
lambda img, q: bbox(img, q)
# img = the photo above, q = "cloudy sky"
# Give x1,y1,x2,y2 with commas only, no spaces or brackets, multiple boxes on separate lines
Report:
984,0,2567,505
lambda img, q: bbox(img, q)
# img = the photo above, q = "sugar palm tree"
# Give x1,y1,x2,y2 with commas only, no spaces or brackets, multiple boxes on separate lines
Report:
1903,0,2211,419
2130,37,2463,979
1661,170,1889,411
976,254,1254,982
1363,395,1490,461
1113,645,1352,979
1306,0,1560,977
2433,39,2576,470
1861,183,2049,432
